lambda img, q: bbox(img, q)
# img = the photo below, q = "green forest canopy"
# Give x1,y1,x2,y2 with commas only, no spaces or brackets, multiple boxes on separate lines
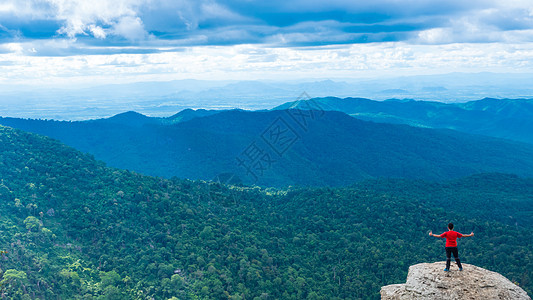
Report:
0,125,531,299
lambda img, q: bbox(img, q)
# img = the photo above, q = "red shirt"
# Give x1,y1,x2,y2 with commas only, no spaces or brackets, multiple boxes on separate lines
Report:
440,230,463,247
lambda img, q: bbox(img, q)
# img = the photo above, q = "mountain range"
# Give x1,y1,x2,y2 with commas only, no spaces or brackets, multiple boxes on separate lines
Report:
3,73,533,120
276,97,533,145
2,97,533,186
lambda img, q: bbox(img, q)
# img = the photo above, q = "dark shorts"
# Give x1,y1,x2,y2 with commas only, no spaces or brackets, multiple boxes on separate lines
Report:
445,247,459,259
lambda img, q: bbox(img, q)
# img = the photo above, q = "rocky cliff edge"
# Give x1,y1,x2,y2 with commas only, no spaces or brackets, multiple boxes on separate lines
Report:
381,262,530,300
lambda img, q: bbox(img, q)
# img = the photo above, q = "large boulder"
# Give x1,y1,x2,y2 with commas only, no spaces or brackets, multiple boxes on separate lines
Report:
381,262,530,300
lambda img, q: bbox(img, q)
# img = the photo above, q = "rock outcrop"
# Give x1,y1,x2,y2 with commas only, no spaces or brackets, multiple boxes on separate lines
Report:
381,262,530,300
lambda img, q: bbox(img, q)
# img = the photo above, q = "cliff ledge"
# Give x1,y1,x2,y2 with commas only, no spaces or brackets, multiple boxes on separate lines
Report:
381,262,530,300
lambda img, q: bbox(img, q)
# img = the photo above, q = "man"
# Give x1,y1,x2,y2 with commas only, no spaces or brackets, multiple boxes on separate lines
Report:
429,223,474,271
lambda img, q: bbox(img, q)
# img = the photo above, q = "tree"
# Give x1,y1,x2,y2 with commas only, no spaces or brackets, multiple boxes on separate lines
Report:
23,216,40,232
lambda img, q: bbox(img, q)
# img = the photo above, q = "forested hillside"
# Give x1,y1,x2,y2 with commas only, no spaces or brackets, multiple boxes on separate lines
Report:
0,125,531,299
3,109,533,187
275,97,533,144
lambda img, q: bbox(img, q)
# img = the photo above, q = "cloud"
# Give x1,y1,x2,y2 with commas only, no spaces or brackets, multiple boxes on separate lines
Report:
0,0,147,41
415,6,533,45
3,42,533,86
88,25,106,39
111,16,146,41
1,0,533,86
50,0,148,40
1,0,531,50
411,1,533,44
0,0,531,57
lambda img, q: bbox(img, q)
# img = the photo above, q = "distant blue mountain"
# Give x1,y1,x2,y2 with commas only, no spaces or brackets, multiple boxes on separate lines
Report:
274,97,533,144
164,108,222,124
95,111,160,127
2,107,533,187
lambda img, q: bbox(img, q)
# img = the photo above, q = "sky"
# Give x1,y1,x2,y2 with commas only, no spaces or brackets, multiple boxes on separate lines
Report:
1,0,533,86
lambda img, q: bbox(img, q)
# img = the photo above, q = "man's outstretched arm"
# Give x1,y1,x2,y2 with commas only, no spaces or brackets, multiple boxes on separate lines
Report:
463,232,474,237
428,231,441,237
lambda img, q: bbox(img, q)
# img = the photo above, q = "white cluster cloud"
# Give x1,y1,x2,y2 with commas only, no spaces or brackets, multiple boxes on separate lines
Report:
0,0,149,40
49,0,148,40
88,25,107,39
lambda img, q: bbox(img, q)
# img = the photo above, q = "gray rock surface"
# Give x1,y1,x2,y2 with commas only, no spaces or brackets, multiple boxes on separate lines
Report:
381,262,530,300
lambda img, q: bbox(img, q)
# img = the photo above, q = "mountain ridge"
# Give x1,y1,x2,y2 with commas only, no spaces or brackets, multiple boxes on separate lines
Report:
274,97,533,144
2,108,533,187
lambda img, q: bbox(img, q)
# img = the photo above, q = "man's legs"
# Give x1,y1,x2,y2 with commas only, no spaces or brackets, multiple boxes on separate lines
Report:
452,247,463,269
445,247,452,270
